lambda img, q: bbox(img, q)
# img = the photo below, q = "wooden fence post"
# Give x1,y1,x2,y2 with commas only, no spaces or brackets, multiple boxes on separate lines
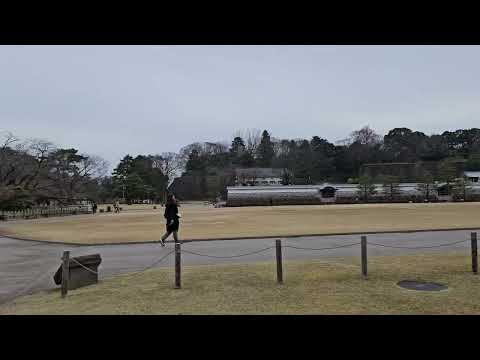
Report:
276,239,283,284
175,243,181,289
61,251,70,298
361,236,368,279
471,232,478,275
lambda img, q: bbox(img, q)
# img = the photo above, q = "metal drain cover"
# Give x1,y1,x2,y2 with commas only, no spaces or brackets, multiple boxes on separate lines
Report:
397,280,448,292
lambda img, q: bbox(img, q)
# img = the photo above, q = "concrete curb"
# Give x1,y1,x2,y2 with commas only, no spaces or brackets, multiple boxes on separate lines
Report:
1,227,479,247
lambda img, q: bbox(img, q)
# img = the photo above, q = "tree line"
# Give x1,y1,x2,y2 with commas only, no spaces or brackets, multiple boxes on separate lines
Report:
181,126,480,184
2,126,480,208
0,133,108,210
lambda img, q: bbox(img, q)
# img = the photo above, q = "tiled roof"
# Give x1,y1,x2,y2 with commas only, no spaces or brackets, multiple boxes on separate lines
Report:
234,168,284,177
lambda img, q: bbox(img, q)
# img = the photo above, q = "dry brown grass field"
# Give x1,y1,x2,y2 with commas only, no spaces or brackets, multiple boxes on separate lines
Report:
2,252,480,315
1,202,479,244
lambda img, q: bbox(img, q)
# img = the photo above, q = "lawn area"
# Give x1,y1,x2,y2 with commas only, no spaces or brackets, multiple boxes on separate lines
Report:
2,252,479,314
1,202,480,244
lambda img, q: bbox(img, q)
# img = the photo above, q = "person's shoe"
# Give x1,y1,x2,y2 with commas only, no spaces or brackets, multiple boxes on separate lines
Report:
159,239,165,247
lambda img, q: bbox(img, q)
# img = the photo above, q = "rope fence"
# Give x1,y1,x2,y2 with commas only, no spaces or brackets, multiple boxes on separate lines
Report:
182,246,275,259
69,257,99,275
132,250,176,276
58,231,479,297
284,242,361,251
366,239,469,250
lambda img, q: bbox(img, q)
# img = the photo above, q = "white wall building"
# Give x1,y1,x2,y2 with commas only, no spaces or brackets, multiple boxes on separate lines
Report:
226,182,480,206
464,171,480,183
234,168,284,186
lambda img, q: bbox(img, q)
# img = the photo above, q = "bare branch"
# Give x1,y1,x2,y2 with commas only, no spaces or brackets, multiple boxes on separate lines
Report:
0,131,20,150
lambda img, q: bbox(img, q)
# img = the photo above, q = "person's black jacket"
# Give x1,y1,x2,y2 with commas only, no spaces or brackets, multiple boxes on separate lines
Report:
164,203,179,223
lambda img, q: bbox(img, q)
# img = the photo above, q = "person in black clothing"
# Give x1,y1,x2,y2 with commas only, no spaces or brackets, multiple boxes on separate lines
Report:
159,194,180,246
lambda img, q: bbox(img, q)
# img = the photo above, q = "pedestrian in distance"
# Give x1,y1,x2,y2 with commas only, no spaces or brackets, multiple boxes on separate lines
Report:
159,194,181,246
114,200,120,213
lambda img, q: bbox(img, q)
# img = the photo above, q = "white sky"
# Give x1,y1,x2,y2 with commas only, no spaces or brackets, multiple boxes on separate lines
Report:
1,45,479,169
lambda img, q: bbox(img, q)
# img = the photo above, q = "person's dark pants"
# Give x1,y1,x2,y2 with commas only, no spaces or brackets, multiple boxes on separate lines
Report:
161,221,180,243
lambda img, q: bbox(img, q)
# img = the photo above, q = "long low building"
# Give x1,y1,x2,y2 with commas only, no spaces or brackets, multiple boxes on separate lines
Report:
226,183,480,206
227,186,322,206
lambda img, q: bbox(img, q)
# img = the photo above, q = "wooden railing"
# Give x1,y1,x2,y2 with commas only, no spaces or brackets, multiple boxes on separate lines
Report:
0,206,91,221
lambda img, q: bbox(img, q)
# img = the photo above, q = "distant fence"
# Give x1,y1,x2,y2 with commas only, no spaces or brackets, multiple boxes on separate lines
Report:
0,206,91,221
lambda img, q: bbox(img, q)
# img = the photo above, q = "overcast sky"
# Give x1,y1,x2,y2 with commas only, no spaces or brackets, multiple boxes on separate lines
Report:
1,45,480,169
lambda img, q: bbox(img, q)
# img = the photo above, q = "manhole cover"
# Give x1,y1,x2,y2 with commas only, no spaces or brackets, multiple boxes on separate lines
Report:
397,280,448,292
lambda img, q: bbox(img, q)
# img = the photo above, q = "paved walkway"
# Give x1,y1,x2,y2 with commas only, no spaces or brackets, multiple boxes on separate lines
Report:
0,229,478,305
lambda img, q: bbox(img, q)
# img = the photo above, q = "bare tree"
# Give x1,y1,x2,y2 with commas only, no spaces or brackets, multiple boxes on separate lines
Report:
26,138,56,162
349,125,382,147
78,154,109,178
0,136,56,207
159,152,184,184
233,128,262,156
335,138,352,146
204,142,228,155
177,142,205,174
1,133,110,208
1,131,20,150
1,137,50,189
245,129,262,155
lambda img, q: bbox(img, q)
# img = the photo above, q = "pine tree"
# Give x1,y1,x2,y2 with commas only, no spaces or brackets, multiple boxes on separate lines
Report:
452,178,473,201
438,158,458,184
112,155,134,201
281,169,292,185
357,176,376,202
230,137,246,156
377,175,400,201
310,136,336,182
294,140,313,184
256,130,275,167
416,171,435,201
186,149,204,172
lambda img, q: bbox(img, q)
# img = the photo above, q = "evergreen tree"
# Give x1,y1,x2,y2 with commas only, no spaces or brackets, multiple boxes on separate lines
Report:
230,136,255,167
310,136,336,182
131,155,168,201
185,149,205,172
356,176,376,202
438,158,458,185
294,140,313,184
287,140,297,173
98,176,115,203
111,154,168,202
124,173,146,201
230,137,246,156
256,130,275,167
416,171,435,201
112,155,134,201
239,152,255,167
281,169,293,185
377,175,400,201
452,178,473,201
466,153,480,171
